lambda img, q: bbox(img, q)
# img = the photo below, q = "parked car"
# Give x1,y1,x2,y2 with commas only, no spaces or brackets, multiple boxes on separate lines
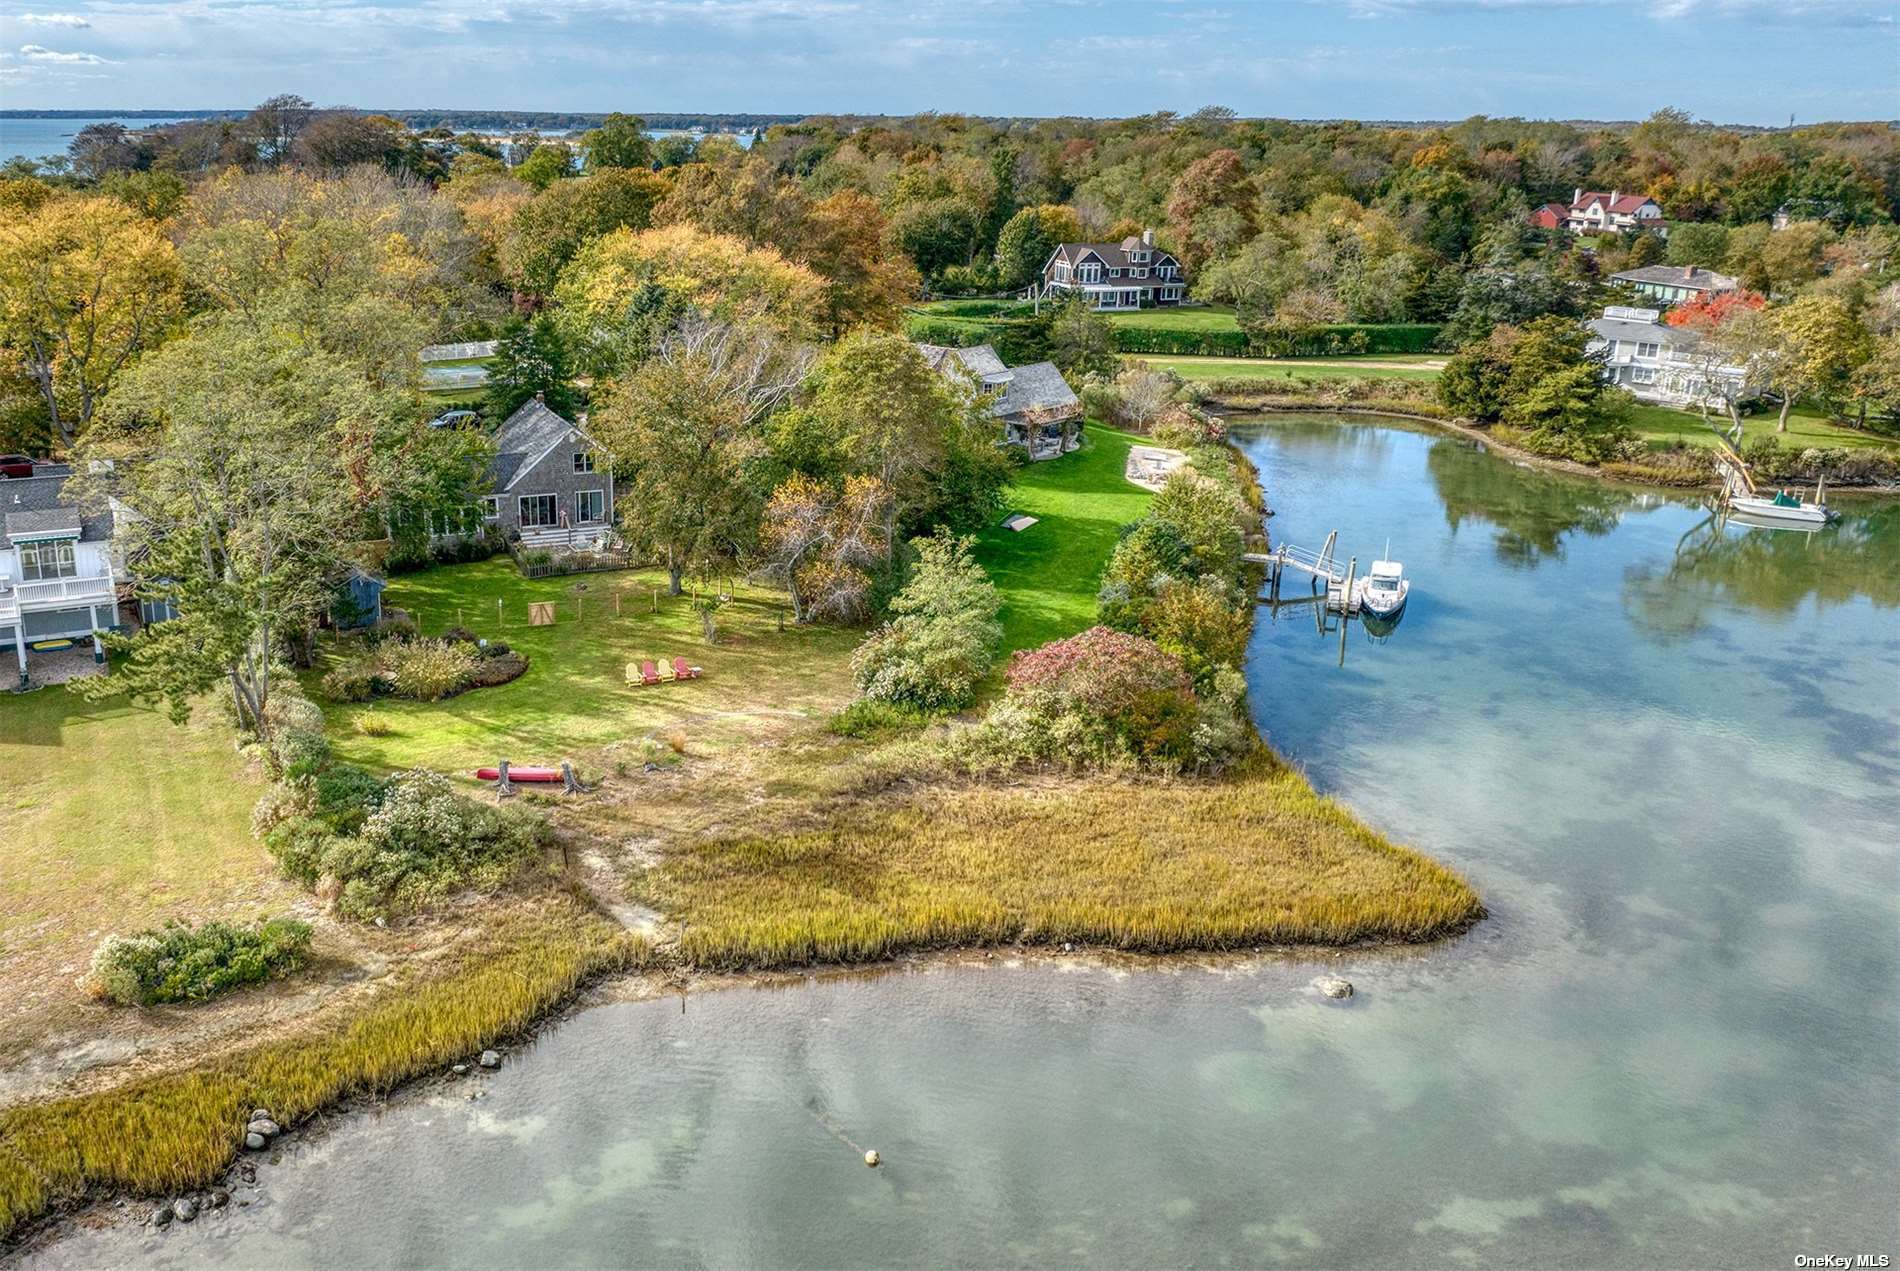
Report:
428,410,479,430
0,454,37,478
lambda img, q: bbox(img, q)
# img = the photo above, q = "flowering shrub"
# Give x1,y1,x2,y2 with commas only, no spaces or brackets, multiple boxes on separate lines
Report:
981,627,1243,772
90,918,313,1007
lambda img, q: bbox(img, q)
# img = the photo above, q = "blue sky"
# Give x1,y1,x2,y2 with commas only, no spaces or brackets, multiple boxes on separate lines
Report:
3,0,1895,124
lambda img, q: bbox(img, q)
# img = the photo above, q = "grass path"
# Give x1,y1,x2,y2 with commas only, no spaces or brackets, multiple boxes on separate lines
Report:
973,425,1152,655
1138,354,1444,381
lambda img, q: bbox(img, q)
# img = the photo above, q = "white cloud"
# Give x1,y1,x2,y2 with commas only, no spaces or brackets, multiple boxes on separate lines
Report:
16,12,93,26
18,43,116,63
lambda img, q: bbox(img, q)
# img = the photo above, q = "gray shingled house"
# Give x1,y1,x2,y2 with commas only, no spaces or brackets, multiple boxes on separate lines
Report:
1037,228,1186,310
917,343,1084,461
479,395,617,548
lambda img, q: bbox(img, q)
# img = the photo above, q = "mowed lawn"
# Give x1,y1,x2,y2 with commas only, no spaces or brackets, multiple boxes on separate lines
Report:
0,687,279,969
974,425,1152,655
1629,404,1900,455
1104,304,1241,331
1138,354,1444,381
321,560,862,776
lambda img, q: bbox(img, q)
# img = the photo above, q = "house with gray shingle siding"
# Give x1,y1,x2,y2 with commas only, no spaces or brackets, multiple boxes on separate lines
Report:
1038,228,1186,310
917,342,1084,461
476,395,617,548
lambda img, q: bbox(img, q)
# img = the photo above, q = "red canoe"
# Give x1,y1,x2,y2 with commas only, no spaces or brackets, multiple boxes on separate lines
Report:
472,766,563,783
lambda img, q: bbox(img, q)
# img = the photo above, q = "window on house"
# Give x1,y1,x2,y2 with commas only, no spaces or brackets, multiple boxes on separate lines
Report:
19,539,76,581
1637,342,1660,359
518,494,558,528
575,490,605,524
479,496,499,522
1632,368,1657,384
573,451,595,474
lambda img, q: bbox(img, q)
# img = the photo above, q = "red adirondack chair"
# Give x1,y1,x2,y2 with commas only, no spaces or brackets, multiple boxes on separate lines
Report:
639,660,661,685
673,657,702,680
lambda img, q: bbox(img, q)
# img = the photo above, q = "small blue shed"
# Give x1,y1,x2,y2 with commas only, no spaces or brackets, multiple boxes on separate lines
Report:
332,569,386,630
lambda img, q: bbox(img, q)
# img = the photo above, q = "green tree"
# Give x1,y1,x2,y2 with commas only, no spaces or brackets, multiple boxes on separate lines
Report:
1774,294,1875,424
514,144,574,191
851,530,1001,710
889,197,979,280
993,204,1082,291
1666,222,1730,269
76,320,388,738
578,114,654,172
593,316,810,593
1046,299,1119,380
1498,315,1634,461
483,315,578,420
1438,324,1520,421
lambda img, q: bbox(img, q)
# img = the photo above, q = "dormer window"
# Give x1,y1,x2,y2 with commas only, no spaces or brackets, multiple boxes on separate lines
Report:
1130,249,1150,263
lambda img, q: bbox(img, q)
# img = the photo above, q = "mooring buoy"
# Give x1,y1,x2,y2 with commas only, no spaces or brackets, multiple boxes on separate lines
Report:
864,1150,880,1168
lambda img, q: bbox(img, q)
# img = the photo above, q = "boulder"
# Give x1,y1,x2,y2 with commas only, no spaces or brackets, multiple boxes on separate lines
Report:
171,1197,198,1223
151,1206,172,1229
478,1049,501,1069
245,1132,267,1151
452,1063,469,1075
250,1108,271,1123
1313,975,1354,999
209,1189,229,1209
249,1118,281,1138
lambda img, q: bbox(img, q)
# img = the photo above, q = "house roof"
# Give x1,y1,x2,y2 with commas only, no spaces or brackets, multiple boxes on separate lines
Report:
990,361,1080,421
1530,202,1568,224
1586,313,1698,351
1609,265,1739,292
1049,240,1181,273
1,470,113,548
916,342,1010,382
1574,191,1658,214
489,398,602,492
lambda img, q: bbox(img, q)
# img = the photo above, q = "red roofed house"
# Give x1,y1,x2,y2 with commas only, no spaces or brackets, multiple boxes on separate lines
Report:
1529,202,1569,230
1560,188,1666,235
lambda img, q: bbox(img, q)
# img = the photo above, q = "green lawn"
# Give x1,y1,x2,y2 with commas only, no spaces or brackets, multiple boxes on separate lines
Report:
973,425,1152,655
1139,355,1444,381
1104,304,1239,331
1630,404,1900,455
320,561,861,776
0,687,276,968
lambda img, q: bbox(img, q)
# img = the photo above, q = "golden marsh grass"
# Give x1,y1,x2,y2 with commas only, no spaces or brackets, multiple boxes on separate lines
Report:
637,750,1485,969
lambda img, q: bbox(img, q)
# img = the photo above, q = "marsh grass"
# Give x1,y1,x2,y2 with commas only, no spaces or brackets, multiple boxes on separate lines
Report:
636,750,1484,969
0,902,649,1241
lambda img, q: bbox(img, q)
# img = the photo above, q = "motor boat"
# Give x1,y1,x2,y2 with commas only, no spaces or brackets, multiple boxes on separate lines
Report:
1355,557,1409,619
1726,483,1837,528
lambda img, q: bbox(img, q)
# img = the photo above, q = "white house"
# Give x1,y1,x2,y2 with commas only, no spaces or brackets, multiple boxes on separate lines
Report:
1,463,119,688
1584,305,1754,409
1562,189,1666,236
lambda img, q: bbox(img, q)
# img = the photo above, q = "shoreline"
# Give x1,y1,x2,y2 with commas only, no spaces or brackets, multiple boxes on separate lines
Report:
1211,399,1900,496
0,430,1484,1249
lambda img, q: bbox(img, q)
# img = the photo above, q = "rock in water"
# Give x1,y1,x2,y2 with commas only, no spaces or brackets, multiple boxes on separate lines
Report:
151,1206,172,1229
249,1118,281,1138
245,1132,267,1150
479,1049,501,1069
1313,975,1354,999
171,1198,198,1223
864,1150,880,1168
452,1063,469,1075
209,1189,230,1209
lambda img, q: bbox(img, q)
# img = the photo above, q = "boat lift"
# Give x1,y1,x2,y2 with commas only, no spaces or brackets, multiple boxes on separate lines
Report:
1244,530,1369,616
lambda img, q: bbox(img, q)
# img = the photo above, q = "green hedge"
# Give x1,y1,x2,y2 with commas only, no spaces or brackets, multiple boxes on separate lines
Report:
1111,323,1441,358
905,314,1049,367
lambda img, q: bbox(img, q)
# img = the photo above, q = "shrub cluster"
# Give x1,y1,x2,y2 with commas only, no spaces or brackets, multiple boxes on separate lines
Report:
321,632,524,703
972,627,1249,773
1189,373,1446,416
1108,322,1440,358
266,770,547,921
850,532,1002,713
90,918,313,1007
1741,436,1900,485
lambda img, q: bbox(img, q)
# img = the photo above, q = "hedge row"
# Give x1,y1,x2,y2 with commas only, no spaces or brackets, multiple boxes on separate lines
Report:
1110,323,1442,358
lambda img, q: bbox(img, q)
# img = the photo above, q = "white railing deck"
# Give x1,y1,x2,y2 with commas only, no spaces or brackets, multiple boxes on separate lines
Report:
2,573,116,612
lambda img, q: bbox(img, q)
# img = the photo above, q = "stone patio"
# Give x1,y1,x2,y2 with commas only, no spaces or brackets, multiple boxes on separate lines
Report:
14,644,103,690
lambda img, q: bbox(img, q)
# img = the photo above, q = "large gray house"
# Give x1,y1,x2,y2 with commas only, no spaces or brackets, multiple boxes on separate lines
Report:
476,396,616,548
918,343,1083,461
1,463,119,687
1037,229,1186,310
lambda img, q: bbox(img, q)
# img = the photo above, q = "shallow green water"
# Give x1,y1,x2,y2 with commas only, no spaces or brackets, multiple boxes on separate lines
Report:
32,416,1899,1269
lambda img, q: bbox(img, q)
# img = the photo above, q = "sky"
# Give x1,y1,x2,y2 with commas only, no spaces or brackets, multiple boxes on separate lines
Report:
1,0,1896,125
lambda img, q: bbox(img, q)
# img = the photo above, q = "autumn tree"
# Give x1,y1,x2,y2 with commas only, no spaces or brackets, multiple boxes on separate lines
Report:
0,195,183,449
1773,294,1874,425
993,204,1083,291
552,223,825,375
1165,149,1253,271
760,472,892,623
593,316,812,593
804,190,920,337
505,167,666,298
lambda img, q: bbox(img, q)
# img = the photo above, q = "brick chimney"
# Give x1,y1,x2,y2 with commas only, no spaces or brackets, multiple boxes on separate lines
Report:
1684,265,1696,281
534,390,545,404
